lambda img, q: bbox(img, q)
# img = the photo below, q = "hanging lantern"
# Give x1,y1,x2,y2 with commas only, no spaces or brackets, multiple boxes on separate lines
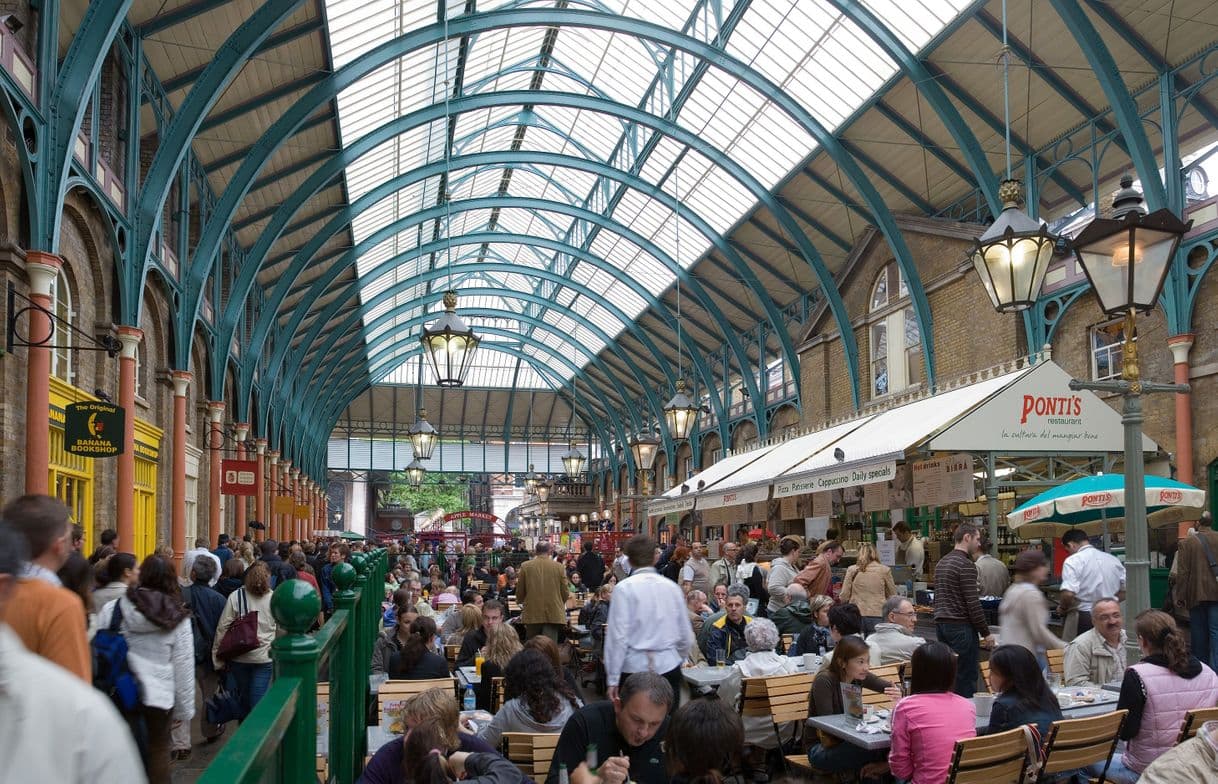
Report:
524,464,539,493
971,180,1058,312
628,430,660,472
1071,175,1192,317
419,290,480,387
561,442,586,478
663,378,699,442
405,458,427,488
408,408,438,460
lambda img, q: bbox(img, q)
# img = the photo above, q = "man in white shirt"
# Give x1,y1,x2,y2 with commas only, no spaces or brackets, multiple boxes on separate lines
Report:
0,521,146,783
1058,530,1126,635
605,534,693,713
892,522,924,577
182,537,222,586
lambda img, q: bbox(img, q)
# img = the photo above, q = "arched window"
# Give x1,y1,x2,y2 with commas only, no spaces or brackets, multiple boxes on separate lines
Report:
49,267,73,383
868,262,921,398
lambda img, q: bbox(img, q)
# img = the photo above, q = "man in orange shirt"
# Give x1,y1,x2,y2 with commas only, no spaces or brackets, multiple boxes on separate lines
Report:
794,540,845,598
2,495,90,681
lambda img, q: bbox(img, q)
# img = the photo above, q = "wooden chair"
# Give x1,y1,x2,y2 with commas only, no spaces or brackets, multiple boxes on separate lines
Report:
946,727,1029,784
1176,706,1218,744
781,634,794,653
738,672,815,774
490,676,506,713
1046,648,1065,678
862,663,902,709
1037,709,1126,784
377,677,458,718
979,660,993,694
436,601,458,614
502,732,561,782
444,644,461,668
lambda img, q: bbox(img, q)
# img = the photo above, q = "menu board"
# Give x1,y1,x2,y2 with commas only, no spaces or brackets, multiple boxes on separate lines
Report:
912,454,977,506
812,491,832,517
862,482,889,512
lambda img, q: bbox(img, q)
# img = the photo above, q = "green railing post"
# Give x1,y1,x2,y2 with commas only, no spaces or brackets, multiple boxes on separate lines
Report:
330,562,359,784
350,552,371,760
270,579,323,784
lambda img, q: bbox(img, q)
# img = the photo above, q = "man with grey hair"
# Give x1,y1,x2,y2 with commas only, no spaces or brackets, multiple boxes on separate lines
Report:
717,618,800,748
183,536,222,586
1064,597,1127,686
180,555,229,747
865,595,926,665
704,583,753,664
0,521,146,781
547,671,672,784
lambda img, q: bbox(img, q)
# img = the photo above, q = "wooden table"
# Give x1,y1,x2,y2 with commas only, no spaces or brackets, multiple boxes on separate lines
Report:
681,656,821,688
807,689,1120,752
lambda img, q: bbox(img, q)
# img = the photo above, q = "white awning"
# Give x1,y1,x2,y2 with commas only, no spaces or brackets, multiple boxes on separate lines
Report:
646,441,780,514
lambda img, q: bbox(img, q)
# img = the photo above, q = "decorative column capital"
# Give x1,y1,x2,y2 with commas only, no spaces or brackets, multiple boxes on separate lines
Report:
170,370,192,397
116,326,143,359
207,401,225,422
234,422,250,442
1168,333,1195,364
256,438,267,455
269,450,280,465
24,250,63,297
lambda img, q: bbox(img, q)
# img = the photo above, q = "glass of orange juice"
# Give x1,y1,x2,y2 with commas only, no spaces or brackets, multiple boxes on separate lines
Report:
475,655,485,678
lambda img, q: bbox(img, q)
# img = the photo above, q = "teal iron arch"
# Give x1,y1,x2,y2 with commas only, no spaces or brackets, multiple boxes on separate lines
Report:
177,9,939,412
206,88,818,419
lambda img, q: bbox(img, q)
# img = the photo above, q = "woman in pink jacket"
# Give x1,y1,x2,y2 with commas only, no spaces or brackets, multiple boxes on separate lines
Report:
886,641,976,784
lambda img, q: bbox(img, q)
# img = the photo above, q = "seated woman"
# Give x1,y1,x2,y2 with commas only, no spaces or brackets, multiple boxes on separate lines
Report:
887,642,977,784
985,644,1063,738
476,623,524,711
372,588,420,673
717,618,799,751
386,617,451,680
446,605,483,648
795,602,862,661
791,595,834,655
522,635,582,697
478,649,581,748
1092,610,1218,783
806,635,899,776
359,689,500,784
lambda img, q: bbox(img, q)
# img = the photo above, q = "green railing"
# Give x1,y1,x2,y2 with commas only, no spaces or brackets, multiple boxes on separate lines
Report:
199,549,388,784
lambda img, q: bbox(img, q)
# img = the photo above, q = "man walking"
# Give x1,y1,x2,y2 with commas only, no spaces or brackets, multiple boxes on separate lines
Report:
178,558,228,753
1173,513,1218,672
576,541,605,591
516,541,569,642
933,523,993,697
680,541,712,598
605,534,693,711
1058,529,1125,636
795,540,843,597
709,542,738,588
766,537,802,614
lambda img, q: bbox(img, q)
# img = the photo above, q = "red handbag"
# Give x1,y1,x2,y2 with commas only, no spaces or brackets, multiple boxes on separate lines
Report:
217,589,260,661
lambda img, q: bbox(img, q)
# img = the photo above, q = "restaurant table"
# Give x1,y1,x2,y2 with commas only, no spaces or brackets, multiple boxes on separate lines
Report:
317,725,398,758
806,687,1121,752
681,655,822,689
457,665,481,686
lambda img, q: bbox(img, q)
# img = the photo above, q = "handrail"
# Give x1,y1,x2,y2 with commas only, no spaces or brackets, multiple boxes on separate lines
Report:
198,547,388,784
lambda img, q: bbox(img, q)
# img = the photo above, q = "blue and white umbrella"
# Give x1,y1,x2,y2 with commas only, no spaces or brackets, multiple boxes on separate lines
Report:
1007,474,1205,538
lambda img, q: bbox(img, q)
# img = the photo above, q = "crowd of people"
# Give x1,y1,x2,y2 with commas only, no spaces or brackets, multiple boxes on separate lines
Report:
8,491,1218,784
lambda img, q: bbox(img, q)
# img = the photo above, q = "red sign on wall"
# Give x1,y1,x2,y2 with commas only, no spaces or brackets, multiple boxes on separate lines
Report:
221,459,259,496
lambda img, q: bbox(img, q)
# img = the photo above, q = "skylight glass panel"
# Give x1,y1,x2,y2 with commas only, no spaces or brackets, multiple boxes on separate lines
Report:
322,0,973,383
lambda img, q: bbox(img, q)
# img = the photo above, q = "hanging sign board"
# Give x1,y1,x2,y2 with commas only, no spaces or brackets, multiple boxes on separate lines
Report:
273,496,296,514
812,492,832,517
912,453,977,506
862,482,889,512
697,483,770,510
294,504,311,520
221,459,258,496
774,460,898,499
63,401,126,457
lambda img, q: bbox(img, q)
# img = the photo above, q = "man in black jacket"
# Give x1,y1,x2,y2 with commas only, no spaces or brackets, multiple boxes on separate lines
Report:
258,539,297,587
181,558,228,746
576,541,605,590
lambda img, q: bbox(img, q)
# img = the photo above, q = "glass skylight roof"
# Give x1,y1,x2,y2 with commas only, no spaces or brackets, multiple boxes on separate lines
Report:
322,0,974,385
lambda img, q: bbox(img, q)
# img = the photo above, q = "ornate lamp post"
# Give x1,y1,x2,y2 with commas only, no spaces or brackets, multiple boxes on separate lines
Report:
408,408,438,460
1065,176,1191,655
663,379,699,442
561,442,586,479
405,458,427,489
419,290,480,387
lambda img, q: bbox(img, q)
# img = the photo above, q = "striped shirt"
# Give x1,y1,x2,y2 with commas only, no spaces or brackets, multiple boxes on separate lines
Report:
933,549,988,635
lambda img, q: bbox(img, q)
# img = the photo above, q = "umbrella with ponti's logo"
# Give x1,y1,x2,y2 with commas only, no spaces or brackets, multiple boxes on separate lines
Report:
1007,474,1205,539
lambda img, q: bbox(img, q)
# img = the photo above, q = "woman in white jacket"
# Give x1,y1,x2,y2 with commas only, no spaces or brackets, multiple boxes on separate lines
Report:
98,554,194,784
716,618,799,750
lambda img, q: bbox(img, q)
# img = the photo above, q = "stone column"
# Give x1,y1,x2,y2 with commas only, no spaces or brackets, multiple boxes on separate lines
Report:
208,402,226,546
254,438,267,542
23,252,62,494
269,451,280,541
115,327,143,549
281,459,293,541
1169,334,1195,484
289,466,300,541
233,423,249,536
170,371,191,565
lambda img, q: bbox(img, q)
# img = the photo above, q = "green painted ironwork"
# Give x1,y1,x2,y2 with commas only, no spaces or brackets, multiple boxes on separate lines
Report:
197,550,386,784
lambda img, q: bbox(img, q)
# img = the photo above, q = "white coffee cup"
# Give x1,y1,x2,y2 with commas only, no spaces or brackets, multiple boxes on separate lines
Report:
803,653,818,671
973,693,996,718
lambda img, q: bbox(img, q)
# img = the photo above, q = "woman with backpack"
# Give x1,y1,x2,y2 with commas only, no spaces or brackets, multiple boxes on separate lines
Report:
212,561,278,718
97,554,194,783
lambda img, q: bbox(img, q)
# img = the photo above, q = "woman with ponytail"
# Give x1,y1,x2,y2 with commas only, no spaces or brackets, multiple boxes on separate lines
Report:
368,722,524,784
387,616,450,680
1092,610,1218,782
